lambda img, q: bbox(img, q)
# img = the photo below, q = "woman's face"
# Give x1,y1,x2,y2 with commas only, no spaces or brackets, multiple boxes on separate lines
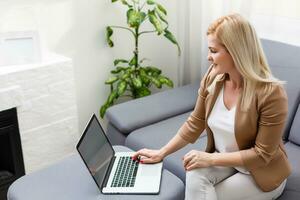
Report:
207,34,235,75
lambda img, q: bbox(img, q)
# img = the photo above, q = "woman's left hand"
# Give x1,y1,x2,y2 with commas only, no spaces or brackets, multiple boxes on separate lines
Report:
183,150,215,171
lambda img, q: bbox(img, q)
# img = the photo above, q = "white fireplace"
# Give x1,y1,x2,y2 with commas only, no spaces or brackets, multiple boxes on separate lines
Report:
0,54,79,173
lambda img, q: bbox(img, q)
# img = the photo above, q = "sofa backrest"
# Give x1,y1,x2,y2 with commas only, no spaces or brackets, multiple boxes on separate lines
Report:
261,39,300,140
289,104,300,145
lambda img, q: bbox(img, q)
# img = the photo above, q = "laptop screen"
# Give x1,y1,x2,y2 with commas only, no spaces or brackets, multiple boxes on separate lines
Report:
77,115,114,188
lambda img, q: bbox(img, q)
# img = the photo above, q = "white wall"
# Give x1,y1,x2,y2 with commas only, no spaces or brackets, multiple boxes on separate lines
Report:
0,55,79,173
0,0,180,132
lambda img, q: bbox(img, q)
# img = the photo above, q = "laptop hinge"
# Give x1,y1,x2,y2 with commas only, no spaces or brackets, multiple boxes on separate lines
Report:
102,156,116,188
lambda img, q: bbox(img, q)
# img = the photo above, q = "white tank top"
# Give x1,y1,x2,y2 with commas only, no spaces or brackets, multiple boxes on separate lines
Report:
207,85,249,174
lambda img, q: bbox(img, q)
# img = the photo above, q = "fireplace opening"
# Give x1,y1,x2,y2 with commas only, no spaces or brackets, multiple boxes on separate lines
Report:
0,108,25,200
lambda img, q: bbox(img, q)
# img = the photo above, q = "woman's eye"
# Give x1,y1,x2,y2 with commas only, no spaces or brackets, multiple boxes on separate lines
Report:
210,49,217,53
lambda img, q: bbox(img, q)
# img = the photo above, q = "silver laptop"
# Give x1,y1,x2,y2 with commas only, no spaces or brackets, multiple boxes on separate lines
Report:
76,114,163,194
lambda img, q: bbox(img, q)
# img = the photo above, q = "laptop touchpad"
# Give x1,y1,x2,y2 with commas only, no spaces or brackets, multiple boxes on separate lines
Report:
140,164,161,176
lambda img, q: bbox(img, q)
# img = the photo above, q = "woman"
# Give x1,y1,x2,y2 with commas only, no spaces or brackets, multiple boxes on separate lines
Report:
132,13,291,200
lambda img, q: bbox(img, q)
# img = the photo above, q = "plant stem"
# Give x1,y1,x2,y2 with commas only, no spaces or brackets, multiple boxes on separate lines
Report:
134,26,139,75
139,30,157,36
110,25,136,37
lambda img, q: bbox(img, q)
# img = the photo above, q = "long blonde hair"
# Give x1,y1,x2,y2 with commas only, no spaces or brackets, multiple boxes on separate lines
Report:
206,13,283,111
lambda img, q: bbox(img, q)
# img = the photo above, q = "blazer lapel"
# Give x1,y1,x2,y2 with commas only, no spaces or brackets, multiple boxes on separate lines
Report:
205,75,226,119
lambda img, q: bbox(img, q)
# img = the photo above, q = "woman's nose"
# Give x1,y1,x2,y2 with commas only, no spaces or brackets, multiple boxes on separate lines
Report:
207,54,213,62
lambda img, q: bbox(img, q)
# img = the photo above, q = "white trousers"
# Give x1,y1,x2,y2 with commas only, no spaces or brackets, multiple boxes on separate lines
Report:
185,166,286,200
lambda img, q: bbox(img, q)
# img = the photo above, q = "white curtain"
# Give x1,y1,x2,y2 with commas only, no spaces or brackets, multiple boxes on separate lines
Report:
176,0,300,86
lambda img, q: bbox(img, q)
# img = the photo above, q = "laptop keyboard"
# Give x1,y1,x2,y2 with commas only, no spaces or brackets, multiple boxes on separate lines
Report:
111,156,139,187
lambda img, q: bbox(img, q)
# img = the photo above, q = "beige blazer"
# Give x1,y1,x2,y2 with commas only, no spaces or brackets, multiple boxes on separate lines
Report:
178,66,291,192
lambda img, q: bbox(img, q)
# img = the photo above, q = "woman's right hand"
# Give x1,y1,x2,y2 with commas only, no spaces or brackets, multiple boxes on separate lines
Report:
132,148,165,164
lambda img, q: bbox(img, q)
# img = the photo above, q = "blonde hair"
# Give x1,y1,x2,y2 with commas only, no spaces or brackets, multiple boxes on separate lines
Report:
206,13,283,111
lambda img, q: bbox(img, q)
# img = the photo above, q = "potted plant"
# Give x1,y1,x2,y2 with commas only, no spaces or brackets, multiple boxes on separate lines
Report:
100,0,181,118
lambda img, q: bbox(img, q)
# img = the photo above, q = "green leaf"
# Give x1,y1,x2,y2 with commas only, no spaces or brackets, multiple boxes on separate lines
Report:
132,77,142,89
112,0,118,2
127,9,146,28
163,29,177,44
107,90,118,105
136,87,151,98
117,81,127,95
150,77,162,88
148,10,163,35
164,29,181,56
101,89,118,118
121,0,128,4
154,7,168,25
121,71,131,79
145,66,162,75
105,76,118,84
111,66,126,74
139,68,150,85
100,104,109,118
110,70,119,74
127,67,135,73
139,67,147,75
114,59,128,66
129,56,137,66
146,0,155,5
157,4,167,15
140,75,150,86
106,26,114,47
139,68,147,76
158,76,174,87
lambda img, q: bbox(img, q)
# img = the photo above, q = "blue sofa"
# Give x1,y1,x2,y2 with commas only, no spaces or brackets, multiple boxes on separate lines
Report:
106,39,300,200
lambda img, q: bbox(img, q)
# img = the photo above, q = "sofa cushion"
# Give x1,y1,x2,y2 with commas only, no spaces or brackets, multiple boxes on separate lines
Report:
261,39,300,70
270,73,300,140
278,190,300,200
268,64,300,141
283,86,300,140
284,142,300,194
125,112,207,182
106,82,199,134
106,123,127,145
261,39,300,140
288,105,300,145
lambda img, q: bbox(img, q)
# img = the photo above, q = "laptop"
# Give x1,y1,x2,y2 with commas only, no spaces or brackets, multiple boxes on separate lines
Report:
76,114,163,194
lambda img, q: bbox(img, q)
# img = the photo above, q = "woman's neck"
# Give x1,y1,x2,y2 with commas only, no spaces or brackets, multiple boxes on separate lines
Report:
226,70,243,90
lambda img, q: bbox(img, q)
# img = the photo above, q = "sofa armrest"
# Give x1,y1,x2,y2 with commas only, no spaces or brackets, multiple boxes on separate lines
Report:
106,81,200,135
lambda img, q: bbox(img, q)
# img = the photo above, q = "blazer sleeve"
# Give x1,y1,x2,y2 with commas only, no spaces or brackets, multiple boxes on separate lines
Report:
240,84,288,171
177,65,213,143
